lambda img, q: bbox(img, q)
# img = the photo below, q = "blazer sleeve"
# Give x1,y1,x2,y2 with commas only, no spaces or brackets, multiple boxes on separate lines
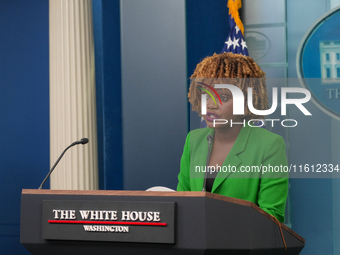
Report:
177,132,191,191
257,135,289,223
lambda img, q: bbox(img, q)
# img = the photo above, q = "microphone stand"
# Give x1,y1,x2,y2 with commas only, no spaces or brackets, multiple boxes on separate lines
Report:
38,138,89,189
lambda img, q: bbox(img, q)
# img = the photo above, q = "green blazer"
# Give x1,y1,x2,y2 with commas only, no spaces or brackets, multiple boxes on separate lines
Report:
177,125,288,223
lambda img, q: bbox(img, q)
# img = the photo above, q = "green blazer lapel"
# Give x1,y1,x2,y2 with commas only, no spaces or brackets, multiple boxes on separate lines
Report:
193,148,207,191
211,125,253,193
192,128,214,191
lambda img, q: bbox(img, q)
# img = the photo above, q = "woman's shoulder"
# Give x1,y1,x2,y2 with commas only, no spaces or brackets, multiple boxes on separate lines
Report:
249,125,284,139
184,127,213,147
188,125,284,139
189,127,211,135
246,125,286,148
186,125,285,147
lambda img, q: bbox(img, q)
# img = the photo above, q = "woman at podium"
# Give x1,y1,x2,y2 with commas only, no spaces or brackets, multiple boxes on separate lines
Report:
177,52,288,223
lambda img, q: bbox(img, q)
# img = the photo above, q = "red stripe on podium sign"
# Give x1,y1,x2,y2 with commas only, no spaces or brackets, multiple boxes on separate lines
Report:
48,220,167,226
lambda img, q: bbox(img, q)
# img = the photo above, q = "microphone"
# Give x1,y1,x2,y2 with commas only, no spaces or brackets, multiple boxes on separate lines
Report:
71,138,89,146
202,135,213,192
38,138,89,189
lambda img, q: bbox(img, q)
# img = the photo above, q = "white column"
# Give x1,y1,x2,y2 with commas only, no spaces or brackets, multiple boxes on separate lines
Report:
49,0,98,190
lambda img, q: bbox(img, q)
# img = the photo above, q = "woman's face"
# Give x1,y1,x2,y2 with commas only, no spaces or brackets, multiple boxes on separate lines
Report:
202,88,243,130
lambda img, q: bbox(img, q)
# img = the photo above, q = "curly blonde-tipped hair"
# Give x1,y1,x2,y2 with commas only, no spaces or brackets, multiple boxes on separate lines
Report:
189,52,268,120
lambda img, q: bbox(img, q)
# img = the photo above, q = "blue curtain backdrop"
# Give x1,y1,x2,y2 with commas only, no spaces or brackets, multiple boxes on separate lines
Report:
92,0,123,190
0,0,49,254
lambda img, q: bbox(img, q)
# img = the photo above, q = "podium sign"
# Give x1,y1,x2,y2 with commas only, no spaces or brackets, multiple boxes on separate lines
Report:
42,200,176,243
21,190,305,255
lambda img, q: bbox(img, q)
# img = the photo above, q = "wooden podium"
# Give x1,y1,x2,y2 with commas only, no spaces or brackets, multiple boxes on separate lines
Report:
20,189,305,255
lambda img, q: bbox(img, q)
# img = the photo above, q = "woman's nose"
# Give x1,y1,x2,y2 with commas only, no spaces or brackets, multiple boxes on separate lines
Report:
206,95,218,109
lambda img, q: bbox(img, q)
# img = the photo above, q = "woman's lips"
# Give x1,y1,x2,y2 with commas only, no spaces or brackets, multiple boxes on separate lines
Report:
205,112,220,122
